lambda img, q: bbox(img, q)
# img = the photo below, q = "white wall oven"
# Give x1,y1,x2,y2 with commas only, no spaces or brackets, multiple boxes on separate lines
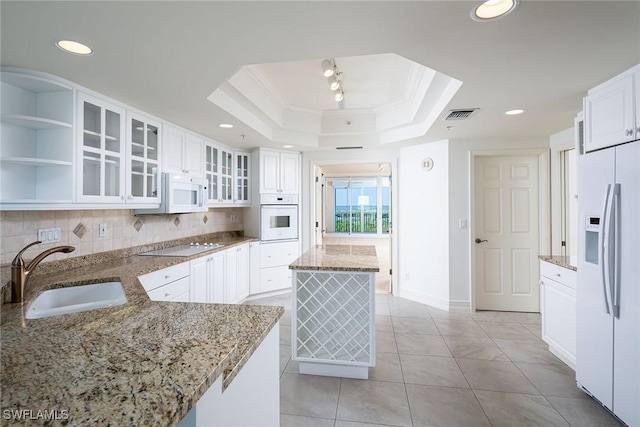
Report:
261,204,298,242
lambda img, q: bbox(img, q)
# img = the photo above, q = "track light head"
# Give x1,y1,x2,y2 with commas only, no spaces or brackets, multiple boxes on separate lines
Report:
328,74,341,91
321,59,335,77
334,90,344,102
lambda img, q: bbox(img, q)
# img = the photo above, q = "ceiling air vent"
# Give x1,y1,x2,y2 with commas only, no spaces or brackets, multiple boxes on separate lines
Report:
336,146,363,150
443,108,478,121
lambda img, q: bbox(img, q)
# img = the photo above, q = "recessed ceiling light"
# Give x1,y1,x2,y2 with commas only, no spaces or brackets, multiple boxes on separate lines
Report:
505,109,526,115
218,123,234,128
283,145,294,149
55,40,93,55
471,0,519,22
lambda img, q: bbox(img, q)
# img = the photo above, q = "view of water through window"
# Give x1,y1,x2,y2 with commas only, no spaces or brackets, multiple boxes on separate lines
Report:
329,176,390,234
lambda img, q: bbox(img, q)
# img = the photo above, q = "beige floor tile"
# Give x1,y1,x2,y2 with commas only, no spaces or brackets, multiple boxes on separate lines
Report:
508,312,542,325
433,318,488,337
376,331,398,353
375,302,390,317
375,315,393,332
546,396,624,427
476,321,539,341
471,311,519,322
280,414,335,427
443,336,510,361
368,352,404,383
456,358,539,394
280,373,341,418
521,322,544,340
516,362,587,399
400,354,468,388
494,339,565,364
474,390,570,427
335,421,402,427
336,379,412,427
406,384,491,427
388,298,430,318
427,306,474,320
395,333,451,357
391,317,439,335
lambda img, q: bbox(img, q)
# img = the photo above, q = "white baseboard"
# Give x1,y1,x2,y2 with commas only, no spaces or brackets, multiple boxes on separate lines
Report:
398,288,449,311
449,300,472,313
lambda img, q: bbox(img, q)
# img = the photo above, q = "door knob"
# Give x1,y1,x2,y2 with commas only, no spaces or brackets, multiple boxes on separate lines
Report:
475,238,488,244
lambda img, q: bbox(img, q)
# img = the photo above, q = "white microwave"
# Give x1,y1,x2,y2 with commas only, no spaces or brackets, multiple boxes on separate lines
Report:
135,173,207,215
261,204,298,241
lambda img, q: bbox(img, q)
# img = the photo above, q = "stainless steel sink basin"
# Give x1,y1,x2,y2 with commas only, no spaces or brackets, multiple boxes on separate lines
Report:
25,281,128,319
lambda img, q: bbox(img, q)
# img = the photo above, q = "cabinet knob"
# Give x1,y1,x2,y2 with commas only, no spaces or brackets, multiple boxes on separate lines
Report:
165,275,170,279
626,129,633,136
164,293,170,297
555,273,561,277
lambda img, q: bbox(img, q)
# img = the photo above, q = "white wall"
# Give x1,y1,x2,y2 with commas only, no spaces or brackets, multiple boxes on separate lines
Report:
397,140,450,309
447,137,550,308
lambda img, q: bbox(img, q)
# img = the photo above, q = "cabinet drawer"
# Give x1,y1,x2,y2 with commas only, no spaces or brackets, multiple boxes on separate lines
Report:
260,266,292,293
260,241,299,268
147,276,190,301
540,261,576,290
139,262,190,292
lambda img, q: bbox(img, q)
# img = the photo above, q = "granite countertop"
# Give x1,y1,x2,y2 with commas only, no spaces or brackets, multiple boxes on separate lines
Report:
289,244,380,272
539,255,578,271
0,235,283,426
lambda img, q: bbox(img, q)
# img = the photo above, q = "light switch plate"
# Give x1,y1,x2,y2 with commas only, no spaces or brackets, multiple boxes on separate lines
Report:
37,227,61,244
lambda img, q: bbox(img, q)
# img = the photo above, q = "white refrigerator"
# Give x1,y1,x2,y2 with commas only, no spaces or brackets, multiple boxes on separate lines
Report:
577,140,640,427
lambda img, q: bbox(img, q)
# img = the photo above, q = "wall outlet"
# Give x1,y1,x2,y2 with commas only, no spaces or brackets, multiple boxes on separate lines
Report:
37,227,61,244
459,219,468,229
99,223,107,238
230,214,236,223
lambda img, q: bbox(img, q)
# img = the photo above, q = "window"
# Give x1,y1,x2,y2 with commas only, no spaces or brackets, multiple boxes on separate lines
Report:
326,176,390,234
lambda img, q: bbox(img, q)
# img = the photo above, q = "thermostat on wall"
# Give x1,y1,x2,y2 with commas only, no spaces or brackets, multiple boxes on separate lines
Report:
421,157,434,171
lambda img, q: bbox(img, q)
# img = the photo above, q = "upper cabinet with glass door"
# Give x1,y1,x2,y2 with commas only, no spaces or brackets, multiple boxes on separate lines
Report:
77,92,126,203
127,112,161,205
234,150,251,205
0,69,74,207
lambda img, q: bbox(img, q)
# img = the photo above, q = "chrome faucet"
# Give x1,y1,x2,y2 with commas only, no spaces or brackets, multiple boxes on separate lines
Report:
10,241,75,304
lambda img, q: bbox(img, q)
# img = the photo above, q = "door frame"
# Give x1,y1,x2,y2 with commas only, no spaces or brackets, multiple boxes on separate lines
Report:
308,158,398,295
469,148,550,312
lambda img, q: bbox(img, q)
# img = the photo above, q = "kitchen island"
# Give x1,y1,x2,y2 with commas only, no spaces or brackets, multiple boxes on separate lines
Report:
289,244,379,379
0,235,282,426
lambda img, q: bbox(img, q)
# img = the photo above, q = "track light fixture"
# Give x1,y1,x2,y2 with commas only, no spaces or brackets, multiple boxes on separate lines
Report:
322,58,344,102
321,58,335,77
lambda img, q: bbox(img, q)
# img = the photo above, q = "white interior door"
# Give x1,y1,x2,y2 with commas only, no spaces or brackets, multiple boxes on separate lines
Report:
474,155,540,312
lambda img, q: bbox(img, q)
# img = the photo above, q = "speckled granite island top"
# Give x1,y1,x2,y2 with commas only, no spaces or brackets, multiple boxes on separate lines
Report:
539,255,578,271
289,244,379,272
0,236,283,426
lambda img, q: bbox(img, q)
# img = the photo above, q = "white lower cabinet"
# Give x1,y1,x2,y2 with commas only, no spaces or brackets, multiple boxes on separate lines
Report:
225,243,250,304
249,242,260,295
258,240,299,295
540,260,577,370
178,322,280,427
190,251,225,304
138,262,191,302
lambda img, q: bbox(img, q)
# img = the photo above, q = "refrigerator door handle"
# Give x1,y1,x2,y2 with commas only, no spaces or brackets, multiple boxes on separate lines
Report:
612,183,621,318
600,184,613,315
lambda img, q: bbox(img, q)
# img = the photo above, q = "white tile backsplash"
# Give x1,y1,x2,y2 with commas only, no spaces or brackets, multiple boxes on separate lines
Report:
0,208,245,265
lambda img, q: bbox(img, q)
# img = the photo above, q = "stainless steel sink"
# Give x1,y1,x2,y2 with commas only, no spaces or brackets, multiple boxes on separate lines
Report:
25,281,128,319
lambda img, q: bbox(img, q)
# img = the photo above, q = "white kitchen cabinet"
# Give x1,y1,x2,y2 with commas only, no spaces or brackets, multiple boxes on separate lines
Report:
163,124,204,176
76,91,127,203
205,142,251,207
584,64,640,152
190,251,226,304
178,322,280,427
258,240,299,294
226,243,250,304
249,242,260,295
234,150,251,205
540,260,577,370
126,112,161,205
256,148,300,195
139,261,191,302
0,69,75,206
